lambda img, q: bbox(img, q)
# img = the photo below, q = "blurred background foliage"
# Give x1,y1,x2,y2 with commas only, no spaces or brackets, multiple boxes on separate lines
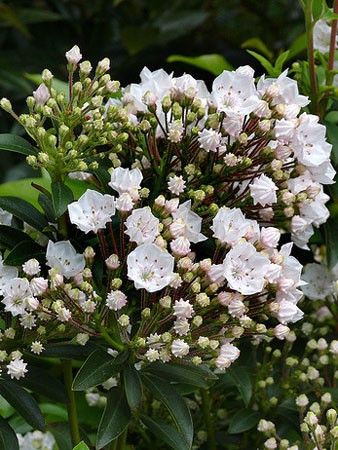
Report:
0,0,308,182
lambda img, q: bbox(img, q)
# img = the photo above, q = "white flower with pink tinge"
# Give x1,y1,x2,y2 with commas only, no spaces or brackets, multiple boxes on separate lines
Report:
215,343,240,370
46,240,85,278
127,243,175,292
1,278,34,317
172,200,206,244
109,167,143,196
68,189,115,234
249,174,278,206
125,207,160,245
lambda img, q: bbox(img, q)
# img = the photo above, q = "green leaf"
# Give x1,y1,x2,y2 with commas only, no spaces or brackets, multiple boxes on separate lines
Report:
142,374,193,448
25,73,68,97
312,0,326,21
51,181,74,218
40,403,68,422
0,379,45,430
16,365,67,403
123,366,142,410
288,33,307,59
141,416,190,450
324,219,338,270
0,196,48,232
4,240,44,265
96,388,131,449
73,350,129,391
241,37,273,60
72,442,90,450
228,409,260,434
49,423,72,450
0,133,36,156
0,225,36,249
274,50,290,75
0,418,19,450
42,343,94,360
145,362,217,388
167,54,233,76
120,26,158,55
227,365,252,407
247,50,276,76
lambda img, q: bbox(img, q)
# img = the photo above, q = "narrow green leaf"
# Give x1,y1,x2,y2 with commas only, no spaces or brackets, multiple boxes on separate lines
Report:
0,379,45,430
0,196,48,231
141,416,190,450
15,365,67,403
274,50,290,75
0,134,36,156
49,423,72,450
228,409,260,434
40,403,68,422
167,54,233,75
145,362,217,388
96,388,131,449
312,0,326,21
72,442,90,450
227,365,252,407
4,240,44,265
73,350,129,391
247,50,276,76
324,219,338,270
123,366,142,410
0,418,19,450
42,343,94,360
0,225,36,249
51,181,74,218
241,37,273,60
142,374,193,448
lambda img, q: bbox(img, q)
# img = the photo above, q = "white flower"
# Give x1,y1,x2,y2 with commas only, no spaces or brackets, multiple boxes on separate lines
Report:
198,129,222,152
171,339,189,358
168,120,184,143
2,278,31,316
173,298,194,319
109,167,143,195
168,175,185,195
17,431,55,450
173,319,190,336
46,241,85,278
172,200,206,243
68,189,115,234
0,207,12,225
106,290,127,311
170,237,191,256
65,45,82,64
313,18,332,53
275,300,303,324
33,83,50,105
249,174,278,206
228,298,246,318
0,255,18,295
221,241,271,295
273,324,290,340
30,277,48,295
215,343,240,369
211,66,259,116
301,263,334,300
260,227,281,248
127,243,175,292
7,358,27,379
22,259,40,276
31,341,44,355
115,193,134,212
211,207,257,246
125,207,160,245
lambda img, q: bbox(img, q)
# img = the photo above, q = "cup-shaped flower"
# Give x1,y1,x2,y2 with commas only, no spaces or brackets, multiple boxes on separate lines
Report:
68,189,115,234
172,200,206,243
125,206,160,245
0,255,18,295
109,167,143,195
46,241,85,278
127,243,175,292
2,278,32,316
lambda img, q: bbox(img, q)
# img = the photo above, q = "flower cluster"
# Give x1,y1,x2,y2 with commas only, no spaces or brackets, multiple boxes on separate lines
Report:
0,47,335,379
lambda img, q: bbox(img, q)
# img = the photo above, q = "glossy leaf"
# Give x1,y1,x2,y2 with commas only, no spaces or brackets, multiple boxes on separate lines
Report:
228,409,260,434
49,423,72,450
142,374,193,448
141,416,190,450
247,50,275,76
16,365,67,403
51,181,74,217
0,196,48,231
73,350,129,391
324,219,338,270
0,418,19,450
227,365,252,407
42,343,94,360
274,50,290,75
123,366,142,410
96,388,131,449
4,240,45,265
72,442,90,450
0,133,36,156
0,379,45,430
0,225,36,249
167,54,232,75
145,362,217,388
